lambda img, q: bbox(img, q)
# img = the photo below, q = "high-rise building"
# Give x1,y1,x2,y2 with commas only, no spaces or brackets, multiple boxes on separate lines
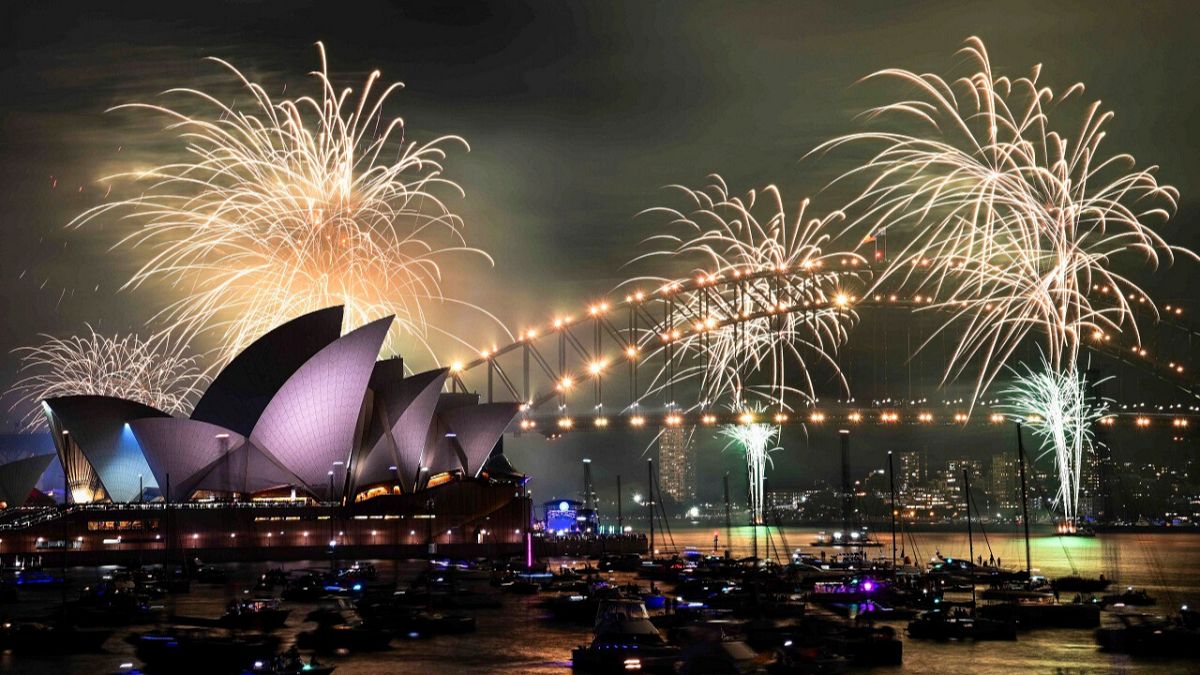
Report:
990,452,1019,510
658,427,695,504
895,450,925,494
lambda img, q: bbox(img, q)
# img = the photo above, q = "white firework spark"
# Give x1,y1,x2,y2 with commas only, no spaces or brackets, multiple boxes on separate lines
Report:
718,407,781,525
632,176,860,410
72,42,506,366
817,37,1191,401
1000,355,1109,529
10,326,205,431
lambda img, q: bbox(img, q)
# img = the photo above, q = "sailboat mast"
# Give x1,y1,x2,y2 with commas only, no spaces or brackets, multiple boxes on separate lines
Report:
1016,422,1033,580
723,472,732,558
616,474,623,533
646,459,654,557
888,451,898,569
963,468,976,607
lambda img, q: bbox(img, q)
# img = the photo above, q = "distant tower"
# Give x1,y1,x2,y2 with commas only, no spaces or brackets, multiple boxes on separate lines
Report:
581,458,597,510
657,427,695,504
840,430,852,529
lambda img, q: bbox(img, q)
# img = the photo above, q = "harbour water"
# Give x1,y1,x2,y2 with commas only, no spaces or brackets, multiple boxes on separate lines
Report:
2,527,1197,674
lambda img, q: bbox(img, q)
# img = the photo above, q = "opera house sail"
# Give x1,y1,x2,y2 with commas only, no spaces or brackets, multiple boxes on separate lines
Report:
30,306,520,505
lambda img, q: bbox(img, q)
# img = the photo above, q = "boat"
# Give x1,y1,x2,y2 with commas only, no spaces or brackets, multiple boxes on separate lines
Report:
296,601,392,652
357,601,477,637
906,606,1016,641
1100,587,1156,607
677,639,760,674
189,558,229,584
0,621,113,654
220,598,292,632
978,596,1100,628
1056,523,1096,537
1051,575,1111,593
809,529,882,548
571,598,680,673
242,647,336,675
130,628,280,673
767,642,848,674
1095,608,1199,657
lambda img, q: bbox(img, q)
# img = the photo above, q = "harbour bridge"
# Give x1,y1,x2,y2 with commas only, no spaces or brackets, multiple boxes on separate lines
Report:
445,256,1200,436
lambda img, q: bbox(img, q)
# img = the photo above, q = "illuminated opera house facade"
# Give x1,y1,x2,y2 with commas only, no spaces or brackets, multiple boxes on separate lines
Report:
4,307,530,561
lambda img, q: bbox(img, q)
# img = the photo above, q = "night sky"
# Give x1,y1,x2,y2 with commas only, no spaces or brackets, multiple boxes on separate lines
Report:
2,1,1198,502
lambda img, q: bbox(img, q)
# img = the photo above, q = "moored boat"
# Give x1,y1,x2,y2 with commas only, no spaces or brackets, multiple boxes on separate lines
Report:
571,598,680,673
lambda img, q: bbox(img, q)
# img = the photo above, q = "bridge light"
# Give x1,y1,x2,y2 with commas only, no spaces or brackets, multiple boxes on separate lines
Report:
738,411,755,425
953,412,968,423
700,413,717,425
989,413,1004,424
450,361,463,372
595,417,609,428
848,412,862,423
665,414,683,427
630,415,646,428
559,377,574,390
1173,418,1188,428
634,291,645,302
1099,416,1115,426
1135,416,1151,428
918,412,933,423
525,329,538,340
558,417,574,430
809,412,826,423
625,345,638,359
773,412,789,424
588,361,606,376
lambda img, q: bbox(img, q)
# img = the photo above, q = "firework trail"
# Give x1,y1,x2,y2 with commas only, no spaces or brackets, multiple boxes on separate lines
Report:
72,43,507,366
631,176,860,411
10,326,205,431
1001,355,1109,529
816,37,1191,401
718,407,781,525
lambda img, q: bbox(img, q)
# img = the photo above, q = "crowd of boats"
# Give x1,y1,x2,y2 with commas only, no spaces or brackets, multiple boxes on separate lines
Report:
0,536,1194,673
522,540,1194,673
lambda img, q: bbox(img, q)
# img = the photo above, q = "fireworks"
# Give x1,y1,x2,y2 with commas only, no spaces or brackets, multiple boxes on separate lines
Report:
633,176,859,410
10,327,204,431
718,407,781,525
1001,355,1109,529
817,37,1191,400
72,43,502,365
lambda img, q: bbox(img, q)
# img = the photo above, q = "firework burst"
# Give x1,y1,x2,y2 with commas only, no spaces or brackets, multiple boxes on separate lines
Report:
72,43,505,365
631,176,860,410
1001,355,1109,529
817,37,1191,400
718,407,781,525
10,327,205,431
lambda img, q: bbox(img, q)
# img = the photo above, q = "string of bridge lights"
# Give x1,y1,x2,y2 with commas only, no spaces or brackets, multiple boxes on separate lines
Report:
449,261,1199,436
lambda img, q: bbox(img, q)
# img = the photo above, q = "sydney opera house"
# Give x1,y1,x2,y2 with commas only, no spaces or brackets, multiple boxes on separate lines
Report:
0,308,530,561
